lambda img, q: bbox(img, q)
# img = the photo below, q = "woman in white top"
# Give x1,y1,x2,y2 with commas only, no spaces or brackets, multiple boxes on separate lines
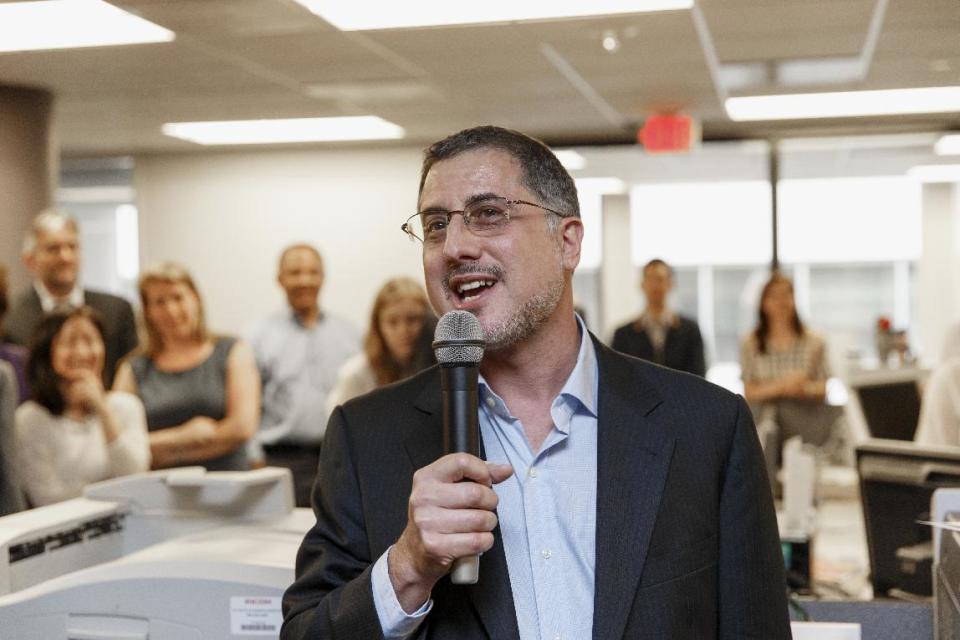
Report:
327,277,436,414
15,306,149,507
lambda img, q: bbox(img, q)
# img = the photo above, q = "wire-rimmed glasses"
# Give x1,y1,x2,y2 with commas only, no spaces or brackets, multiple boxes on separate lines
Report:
401,196,566,245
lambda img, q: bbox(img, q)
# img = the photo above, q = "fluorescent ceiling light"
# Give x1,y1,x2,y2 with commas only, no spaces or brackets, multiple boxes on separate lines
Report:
555,150,586,170
294,0,693,31
935,134,960,155
726,86,960,121
0,0,174,53
162,116,405,145
907,164,960,183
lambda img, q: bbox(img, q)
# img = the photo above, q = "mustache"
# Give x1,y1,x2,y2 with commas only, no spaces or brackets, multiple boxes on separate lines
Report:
441,262,504,294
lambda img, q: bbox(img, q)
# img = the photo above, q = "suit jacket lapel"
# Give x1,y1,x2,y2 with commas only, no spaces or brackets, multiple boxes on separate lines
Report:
592,340,675,640
407,369,520,640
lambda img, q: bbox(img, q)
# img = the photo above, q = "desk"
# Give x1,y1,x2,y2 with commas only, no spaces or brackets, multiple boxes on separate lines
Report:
791,497,935,639
814,498,872,599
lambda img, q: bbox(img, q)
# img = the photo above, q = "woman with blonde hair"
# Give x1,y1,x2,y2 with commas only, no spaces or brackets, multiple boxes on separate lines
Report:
114,262,260,470
326,277,435,413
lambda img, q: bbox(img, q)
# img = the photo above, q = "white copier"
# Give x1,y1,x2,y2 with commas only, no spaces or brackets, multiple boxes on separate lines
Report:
0,467,313,639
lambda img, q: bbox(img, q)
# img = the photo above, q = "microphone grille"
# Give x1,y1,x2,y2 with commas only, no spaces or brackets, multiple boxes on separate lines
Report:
433,310,485,365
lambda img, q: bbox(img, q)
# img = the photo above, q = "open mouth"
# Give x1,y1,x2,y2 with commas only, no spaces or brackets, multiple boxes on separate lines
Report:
453,278,496,303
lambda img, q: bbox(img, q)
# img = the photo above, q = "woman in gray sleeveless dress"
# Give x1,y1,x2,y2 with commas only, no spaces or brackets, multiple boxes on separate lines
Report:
114,262,260,471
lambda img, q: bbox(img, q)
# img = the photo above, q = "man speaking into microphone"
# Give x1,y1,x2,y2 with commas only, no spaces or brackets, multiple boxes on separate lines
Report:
282,126,791,639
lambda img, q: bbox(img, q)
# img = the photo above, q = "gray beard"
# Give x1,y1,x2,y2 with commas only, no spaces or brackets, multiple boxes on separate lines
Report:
483,276,564,351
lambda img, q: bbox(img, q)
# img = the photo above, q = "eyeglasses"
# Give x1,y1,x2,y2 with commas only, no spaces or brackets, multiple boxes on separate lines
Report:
401,196,566,245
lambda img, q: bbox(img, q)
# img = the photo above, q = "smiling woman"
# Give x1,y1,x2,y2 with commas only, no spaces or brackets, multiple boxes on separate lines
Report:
325,277,436,414
15,306,150,506
112,262,261,471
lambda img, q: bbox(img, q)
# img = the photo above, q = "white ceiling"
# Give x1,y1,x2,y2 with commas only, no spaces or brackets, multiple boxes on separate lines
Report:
1,0,958,157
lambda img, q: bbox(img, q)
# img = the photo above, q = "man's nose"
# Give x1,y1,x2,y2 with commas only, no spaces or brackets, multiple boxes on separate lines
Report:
441,215,482,261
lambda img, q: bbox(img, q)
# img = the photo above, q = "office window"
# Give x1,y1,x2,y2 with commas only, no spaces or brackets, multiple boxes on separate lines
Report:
778,177,921,264
625,175,921,382
59,159,138,302
630,181,772,267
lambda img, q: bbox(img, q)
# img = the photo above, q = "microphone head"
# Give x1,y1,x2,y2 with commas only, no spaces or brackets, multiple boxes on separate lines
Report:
433,310,485,365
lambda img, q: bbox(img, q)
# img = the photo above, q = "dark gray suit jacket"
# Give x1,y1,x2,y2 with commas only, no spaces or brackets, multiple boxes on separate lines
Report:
282,337,791,639
4,287,138,386
611,315,707,377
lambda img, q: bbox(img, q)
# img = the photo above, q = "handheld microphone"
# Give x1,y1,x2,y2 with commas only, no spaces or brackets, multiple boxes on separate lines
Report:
433,310,485,585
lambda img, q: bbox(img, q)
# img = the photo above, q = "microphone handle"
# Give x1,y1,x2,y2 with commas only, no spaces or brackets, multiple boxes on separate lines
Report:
440,364,480,585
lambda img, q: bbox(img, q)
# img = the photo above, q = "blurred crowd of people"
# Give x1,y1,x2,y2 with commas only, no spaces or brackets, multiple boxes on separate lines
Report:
0,206,954,515
0,209,438,510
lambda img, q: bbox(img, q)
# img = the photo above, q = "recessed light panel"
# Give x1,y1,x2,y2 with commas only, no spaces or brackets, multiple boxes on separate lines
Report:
162,116,405,145
726,86,960,121
294,0,693,31
0,0,174,53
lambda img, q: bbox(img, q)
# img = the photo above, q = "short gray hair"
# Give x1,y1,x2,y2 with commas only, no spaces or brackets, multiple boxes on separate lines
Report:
22,208,78,255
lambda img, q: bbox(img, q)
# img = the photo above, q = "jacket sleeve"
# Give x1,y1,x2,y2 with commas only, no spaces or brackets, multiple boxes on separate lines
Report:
717,396,792,639
280,406,386,640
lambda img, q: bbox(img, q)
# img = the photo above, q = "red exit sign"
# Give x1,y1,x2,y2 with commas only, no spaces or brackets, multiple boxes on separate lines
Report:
638,114,698,153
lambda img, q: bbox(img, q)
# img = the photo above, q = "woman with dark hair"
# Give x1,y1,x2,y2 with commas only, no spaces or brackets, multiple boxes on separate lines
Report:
113,262,260,471
326,277,436,413
740,272,832,448
15,307,149,506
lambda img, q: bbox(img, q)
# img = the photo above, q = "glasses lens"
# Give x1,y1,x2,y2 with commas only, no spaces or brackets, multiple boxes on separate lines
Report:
409,198,512,245
420,212,449,243
465,198,510,234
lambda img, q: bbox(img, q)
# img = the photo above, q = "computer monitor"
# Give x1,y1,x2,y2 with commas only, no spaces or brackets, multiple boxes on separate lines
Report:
857,439,960,597
847,368,925,441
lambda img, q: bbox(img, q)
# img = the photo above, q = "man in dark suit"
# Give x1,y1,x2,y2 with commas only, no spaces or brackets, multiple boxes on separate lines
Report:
282,127,790,639
612,258,707,377
4,209,138,386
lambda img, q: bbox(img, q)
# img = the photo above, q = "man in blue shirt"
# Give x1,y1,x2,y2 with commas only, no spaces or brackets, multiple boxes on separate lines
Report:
282,126,791,639
248,244,359,507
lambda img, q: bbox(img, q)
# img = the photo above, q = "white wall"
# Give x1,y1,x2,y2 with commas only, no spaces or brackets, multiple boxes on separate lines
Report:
134,147,426,335
917,182,960,363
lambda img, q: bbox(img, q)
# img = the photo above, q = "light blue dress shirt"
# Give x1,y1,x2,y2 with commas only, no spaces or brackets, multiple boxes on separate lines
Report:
247,309,359,446
372,319,599,640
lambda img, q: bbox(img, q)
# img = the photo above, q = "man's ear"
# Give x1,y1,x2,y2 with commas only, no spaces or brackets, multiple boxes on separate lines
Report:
559,217,583,272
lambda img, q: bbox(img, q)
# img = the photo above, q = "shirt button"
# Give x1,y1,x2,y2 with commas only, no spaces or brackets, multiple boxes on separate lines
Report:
528,467,538,478
485,397,496,408
541,549,552,559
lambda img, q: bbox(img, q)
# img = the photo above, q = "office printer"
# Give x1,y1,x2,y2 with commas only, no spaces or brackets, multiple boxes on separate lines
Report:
0,467,313,639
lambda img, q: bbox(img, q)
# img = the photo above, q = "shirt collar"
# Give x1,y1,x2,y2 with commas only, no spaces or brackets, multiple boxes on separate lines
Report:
287,307,325,328
479,314,599,424
560,314,599,418
34,281,84,313
639,307,676,328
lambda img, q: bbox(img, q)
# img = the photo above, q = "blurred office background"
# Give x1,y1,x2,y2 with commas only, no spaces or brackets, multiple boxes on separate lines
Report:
1,0,960,613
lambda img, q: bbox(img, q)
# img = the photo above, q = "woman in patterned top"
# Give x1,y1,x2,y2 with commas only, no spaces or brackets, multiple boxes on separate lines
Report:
740,272,832,448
